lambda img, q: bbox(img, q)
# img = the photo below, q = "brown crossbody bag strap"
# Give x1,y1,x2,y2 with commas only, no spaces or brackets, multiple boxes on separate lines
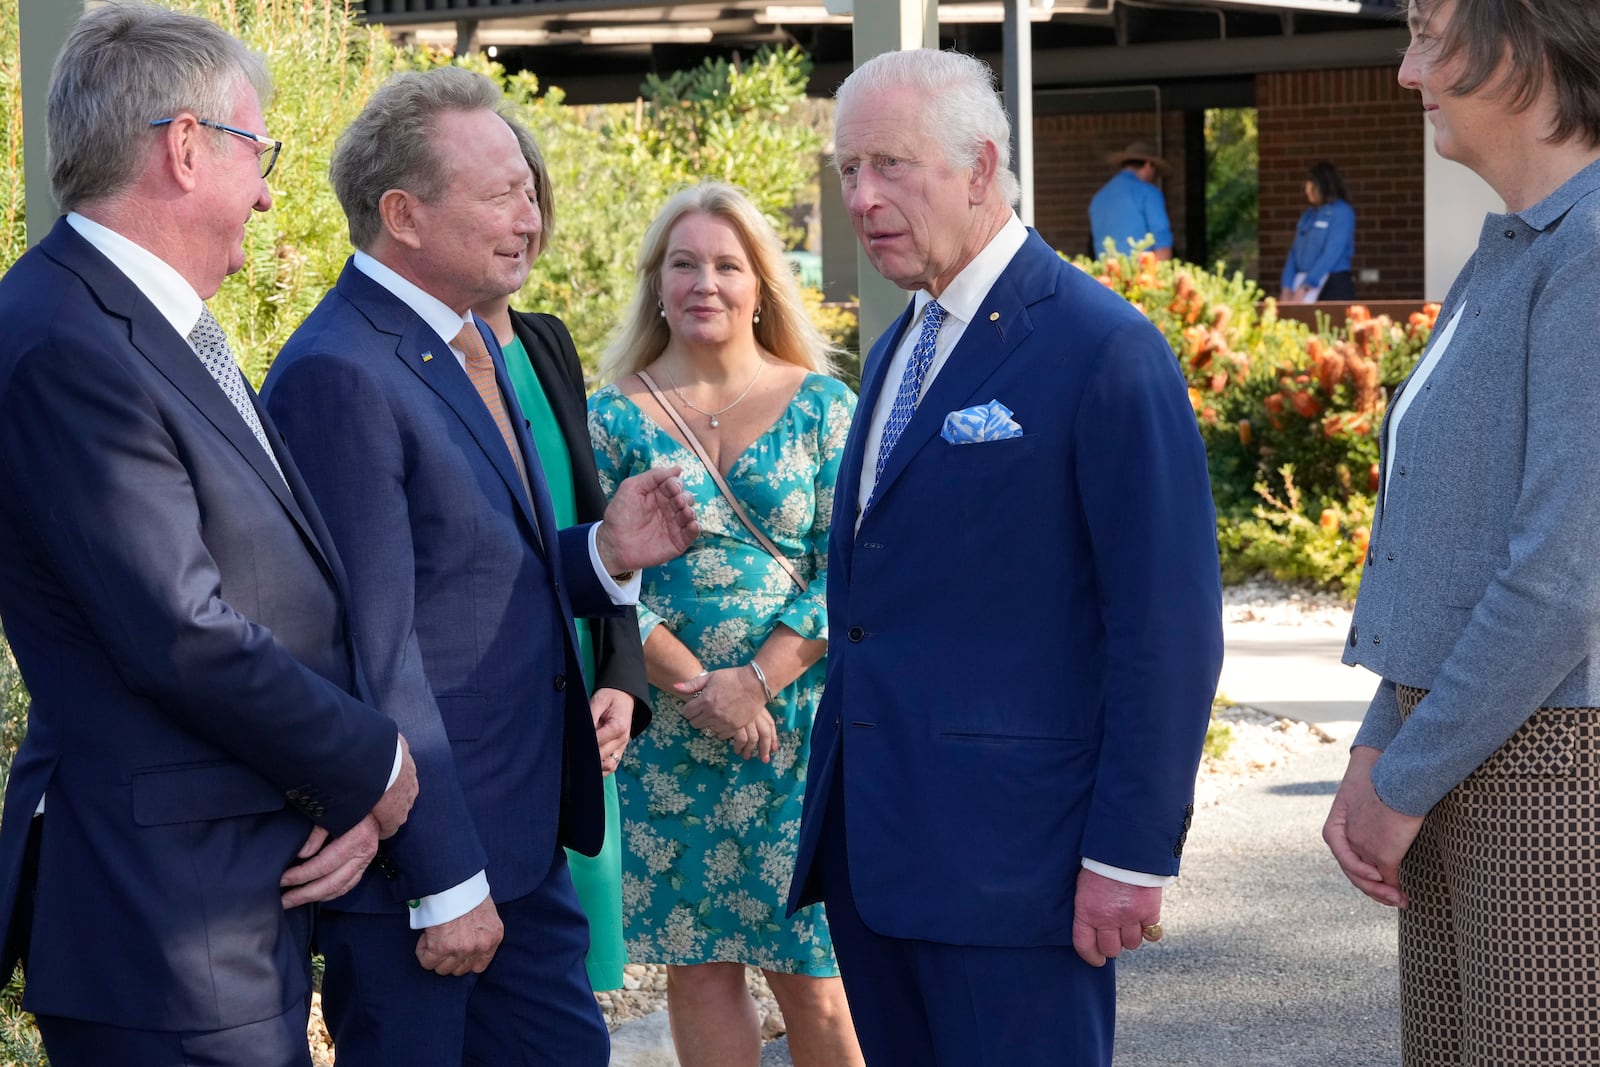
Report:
637,370,808,593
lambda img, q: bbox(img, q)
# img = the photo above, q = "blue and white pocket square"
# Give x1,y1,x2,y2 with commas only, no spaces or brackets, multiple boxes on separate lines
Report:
942,400,1023,444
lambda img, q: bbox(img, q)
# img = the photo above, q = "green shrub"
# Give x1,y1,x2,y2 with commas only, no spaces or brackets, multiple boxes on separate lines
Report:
1072,246,1435,598
0,630,39,1064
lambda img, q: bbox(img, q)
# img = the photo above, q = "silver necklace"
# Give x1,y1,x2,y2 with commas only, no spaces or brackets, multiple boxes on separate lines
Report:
662,359,765,428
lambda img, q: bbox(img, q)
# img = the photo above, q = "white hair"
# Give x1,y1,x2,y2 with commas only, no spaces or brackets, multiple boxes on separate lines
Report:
834,49,1020,207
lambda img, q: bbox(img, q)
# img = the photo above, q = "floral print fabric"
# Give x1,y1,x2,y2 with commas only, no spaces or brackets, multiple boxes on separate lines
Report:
588,373,854,973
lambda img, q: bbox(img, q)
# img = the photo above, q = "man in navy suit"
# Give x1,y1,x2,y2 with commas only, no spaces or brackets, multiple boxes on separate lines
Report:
262,68,697,1067
787,49,1223,1066
0,5,418,1065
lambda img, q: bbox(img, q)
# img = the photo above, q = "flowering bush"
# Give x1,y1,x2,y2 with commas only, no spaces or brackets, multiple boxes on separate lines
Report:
1073,247,1438,598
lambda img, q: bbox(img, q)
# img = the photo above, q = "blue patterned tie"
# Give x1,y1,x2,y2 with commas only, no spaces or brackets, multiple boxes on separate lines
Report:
870,299,946,506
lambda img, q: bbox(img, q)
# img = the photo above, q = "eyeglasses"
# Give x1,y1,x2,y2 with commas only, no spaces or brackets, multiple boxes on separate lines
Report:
149,117,282,179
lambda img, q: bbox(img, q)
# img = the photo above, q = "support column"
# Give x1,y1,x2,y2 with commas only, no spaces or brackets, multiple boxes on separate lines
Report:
20,0,82,246
1003,0,1034,226
846,0,940,357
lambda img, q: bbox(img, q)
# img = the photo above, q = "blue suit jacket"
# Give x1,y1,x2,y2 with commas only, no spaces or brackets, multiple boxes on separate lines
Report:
262,262,616,915
788,232,1223,946
0,220,397,1030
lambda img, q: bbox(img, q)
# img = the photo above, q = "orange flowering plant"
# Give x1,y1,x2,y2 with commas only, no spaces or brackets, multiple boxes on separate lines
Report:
1071,246,1438,597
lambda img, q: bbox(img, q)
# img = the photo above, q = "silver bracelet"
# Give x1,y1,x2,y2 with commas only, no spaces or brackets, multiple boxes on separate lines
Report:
748,660,774,704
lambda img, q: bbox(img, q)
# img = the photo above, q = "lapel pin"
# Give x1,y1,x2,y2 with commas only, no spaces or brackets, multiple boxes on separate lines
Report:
988,312,1000,322
422,352,434,362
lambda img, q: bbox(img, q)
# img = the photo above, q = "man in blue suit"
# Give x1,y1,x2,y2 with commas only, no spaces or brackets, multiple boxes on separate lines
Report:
787,49,1223,1066
0,5,418,1065
262,68,697,1066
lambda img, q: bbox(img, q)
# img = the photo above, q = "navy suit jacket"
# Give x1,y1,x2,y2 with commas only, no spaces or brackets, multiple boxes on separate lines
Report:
508,309,649,731
788,231,1223,946
263,262,617,915
0,220,397,1030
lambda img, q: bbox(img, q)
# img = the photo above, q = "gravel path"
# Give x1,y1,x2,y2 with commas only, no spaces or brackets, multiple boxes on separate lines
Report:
1114,729,1399,1065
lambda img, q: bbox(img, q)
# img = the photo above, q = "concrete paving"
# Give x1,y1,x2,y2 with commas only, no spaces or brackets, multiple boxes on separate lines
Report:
1217,620,1377,727
610,616,1400,1066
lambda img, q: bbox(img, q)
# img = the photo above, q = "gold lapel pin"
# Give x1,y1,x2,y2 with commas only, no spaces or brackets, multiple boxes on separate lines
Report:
422,352,434,362
988,312,1000,322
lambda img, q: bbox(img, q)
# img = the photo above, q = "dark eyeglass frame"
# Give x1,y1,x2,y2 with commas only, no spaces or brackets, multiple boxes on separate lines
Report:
149,117,281,179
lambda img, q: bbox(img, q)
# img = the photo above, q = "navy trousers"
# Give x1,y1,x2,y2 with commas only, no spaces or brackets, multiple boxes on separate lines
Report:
36,997,314,1067
317,850,607,1067
819,765,1116,1066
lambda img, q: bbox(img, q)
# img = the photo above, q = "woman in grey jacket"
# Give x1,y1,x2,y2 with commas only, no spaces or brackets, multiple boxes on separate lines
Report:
1322,1,1600,1063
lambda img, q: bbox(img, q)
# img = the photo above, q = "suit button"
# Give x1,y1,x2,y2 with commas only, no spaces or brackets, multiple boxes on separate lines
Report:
1348,627,1358,646
1387,552,1395,561
554,674,567,692
847,626,865,642
1371,635,1381,646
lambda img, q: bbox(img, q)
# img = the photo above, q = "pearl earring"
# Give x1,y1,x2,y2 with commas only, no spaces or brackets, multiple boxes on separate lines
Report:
658,300,666,319
753,305,761,325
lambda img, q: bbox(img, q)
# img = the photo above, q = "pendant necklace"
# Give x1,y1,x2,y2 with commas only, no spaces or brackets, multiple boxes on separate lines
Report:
663,358,765,428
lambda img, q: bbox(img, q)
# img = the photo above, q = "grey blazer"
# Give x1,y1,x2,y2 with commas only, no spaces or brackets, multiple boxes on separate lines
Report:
1345,156,1600,817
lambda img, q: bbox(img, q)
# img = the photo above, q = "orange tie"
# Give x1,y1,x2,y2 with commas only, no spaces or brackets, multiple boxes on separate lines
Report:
455,322,530,491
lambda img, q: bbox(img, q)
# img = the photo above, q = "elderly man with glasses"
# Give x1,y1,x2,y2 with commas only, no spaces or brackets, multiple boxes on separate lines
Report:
0,4,418,1064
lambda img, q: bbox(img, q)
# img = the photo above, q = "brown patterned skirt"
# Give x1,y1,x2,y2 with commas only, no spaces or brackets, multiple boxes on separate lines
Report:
1395,683,1600,1066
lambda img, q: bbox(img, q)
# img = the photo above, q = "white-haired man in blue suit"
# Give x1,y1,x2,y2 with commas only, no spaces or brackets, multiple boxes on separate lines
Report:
788,48,1224,1066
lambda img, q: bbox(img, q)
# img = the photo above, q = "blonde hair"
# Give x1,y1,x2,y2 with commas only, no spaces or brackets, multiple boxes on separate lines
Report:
598,182,842,384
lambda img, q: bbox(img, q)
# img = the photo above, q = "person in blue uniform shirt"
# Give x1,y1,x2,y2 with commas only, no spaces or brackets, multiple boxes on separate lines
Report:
1089,141,1174,259
1280,162,1357,303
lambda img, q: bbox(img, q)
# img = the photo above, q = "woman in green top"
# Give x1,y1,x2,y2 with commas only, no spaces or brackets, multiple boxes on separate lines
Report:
472,118,650,991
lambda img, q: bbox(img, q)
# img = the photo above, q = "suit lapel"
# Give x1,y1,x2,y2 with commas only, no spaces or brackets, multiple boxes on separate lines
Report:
516,313,586,457
45,223,330,568
492,322,556,556
866,234,1056,510
336,267,546,550
513,311,609,525
830,302,915,570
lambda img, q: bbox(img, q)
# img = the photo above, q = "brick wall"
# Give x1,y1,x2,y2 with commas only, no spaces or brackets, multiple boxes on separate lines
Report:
1257,67,1424,300
1026,67,1424,299
1032,111,1189,261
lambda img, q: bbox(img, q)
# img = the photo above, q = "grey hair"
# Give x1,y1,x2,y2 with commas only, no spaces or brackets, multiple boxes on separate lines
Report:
331,67,508,250
47,1,270,212
599,182,842,385
834,49,1020,207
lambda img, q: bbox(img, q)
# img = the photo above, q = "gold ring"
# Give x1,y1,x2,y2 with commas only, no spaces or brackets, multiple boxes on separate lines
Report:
1141,922,1164,942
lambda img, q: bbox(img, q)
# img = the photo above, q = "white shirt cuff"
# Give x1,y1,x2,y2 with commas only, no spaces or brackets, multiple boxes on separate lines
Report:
408,871,491,930
387,738,403,789
588,522,641,604
1081,858,1176,888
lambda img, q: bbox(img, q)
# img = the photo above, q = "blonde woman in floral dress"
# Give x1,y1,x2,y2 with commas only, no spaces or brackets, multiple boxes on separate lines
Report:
588,183,863,1067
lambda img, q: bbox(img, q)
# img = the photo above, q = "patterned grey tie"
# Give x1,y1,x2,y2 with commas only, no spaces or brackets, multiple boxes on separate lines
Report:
187,306,287,485
869,299,946,508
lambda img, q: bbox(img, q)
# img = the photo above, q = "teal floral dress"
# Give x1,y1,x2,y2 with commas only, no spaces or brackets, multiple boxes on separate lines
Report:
587,372,855,974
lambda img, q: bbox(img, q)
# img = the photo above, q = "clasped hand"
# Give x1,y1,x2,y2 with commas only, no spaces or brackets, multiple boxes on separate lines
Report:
1322,746,1422,909
676,668,778,763
281,734,418,908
